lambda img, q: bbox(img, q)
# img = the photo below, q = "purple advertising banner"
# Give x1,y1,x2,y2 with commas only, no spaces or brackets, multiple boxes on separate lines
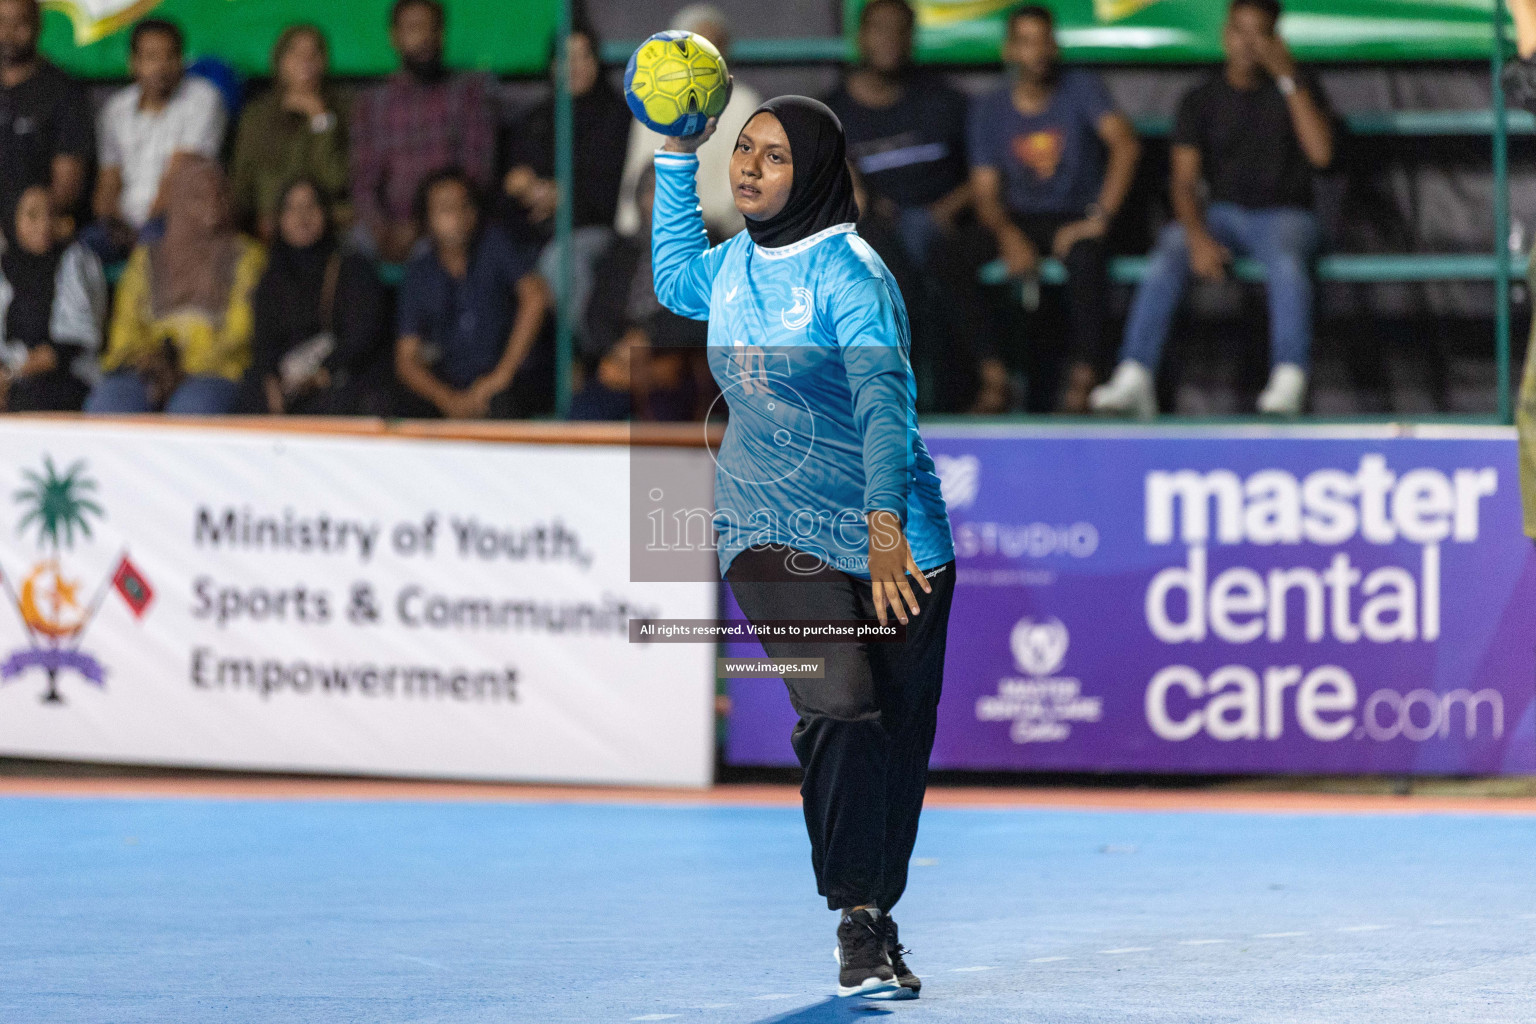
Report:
724,425,1536,775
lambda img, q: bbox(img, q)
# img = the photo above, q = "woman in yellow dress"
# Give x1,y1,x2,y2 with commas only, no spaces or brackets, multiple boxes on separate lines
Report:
85,156,265,414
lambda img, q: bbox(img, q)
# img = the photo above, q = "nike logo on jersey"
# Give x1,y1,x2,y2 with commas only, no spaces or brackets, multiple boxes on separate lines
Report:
725,284,739,302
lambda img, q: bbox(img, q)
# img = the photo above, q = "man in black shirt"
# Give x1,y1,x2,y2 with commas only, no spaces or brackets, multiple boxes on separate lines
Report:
0,0,91,237
1091,0,1333,418
825,0,969,243
824,0,980,412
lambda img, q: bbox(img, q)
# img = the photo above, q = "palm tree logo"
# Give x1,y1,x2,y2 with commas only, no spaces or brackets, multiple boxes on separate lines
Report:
17,457,103,553
1,457,152,704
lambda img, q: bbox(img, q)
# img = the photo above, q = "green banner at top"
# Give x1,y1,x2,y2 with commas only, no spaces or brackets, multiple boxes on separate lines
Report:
846,0,1508,64
38,0,561,79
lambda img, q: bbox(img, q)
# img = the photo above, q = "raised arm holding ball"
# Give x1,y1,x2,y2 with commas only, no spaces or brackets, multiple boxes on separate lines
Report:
635,30,956,1001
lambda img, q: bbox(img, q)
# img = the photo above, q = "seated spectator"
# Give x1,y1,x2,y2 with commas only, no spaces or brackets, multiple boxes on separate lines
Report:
613,4,760,242
1091,0,1333,418
230,25,349,241
970,4,1139,413
241,178,389,416
0,185,105,411
0,0,92,239
502,25,629,354
394,169,552,419
582,165,710,421
87,157,264,414
350,0,495,262
824,0,980,412
87,18,226,264
569,331,639,421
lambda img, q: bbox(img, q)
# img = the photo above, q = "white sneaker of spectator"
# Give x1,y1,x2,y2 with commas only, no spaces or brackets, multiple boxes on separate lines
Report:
1256,363,1307,416
1088,360,1156,419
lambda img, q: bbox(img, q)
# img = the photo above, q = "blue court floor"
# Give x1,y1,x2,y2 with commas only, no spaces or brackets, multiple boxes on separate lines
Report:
0,794,1532,1023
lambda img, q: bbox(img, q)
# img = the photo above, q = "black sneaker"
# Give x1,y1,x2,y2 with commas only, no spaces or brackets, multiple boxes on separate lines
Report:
834,909,899,998
882,916,921,998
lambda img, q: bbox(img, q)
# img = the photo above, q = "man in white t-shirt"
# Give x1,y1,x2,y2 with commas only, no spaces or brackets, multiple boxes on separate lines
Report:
613,4,759,241
88,18,224,260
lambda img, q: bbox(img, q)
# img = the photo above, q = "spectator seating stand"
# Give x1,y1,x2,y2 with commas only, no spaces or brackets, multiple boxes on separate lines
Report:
972,103,1525,422
597,26,1521,421
969,105,1533,289
87,34,1520,420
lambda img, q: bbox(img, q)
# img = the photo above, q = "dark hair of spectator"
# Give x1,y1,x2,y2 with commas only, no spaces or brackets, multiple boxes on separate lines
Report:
390,0,445,30
130,17,184,56
1230,0,1282,24
1006,4,1055,34
859,0,915,32
277,176,334,222
412,166,480,227
4,0,41,31
271,23,329,73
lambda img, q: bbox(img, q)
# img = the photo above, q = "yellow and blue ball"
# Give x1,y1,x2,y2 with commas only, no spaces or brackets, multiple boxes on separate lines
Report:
624,30,730,137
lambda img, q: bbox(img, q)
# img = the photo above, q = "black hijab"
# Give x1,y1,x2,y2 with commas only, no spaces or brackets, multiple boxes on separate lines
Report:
740,96,860,249
263,178,337,332
2,232,62,349
252,178,340,381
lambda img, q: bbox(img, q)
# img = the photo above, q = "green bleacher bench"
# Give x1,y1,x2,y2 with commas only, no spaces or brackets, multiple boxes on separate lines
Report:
979,253,1531,287
1131,109,1536,138
1344,108,1536,136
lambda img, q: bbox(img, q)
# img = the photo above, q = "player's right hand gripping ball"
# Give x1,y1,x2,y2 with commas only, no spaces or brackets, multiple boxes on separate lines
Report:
624,30,730,136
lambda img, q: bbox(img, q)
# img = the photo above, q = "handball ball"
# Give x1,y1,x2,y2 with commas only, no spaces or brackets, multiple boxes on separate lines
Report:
625,30,730,136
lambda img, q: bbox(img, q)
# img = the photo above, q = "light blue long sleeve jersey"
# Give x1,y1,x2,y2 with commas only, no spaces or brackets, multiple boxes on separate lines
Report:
651,148,954,580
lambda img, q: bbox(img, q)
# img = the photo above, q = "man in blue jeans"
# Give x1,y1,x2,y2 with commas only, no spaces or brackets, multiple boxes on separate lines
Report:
1091,0,1333,418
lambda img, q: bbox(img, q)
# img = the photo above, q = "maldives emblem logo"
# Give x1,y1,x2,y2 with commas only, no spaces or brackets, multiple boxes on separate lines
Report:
0,457,153,704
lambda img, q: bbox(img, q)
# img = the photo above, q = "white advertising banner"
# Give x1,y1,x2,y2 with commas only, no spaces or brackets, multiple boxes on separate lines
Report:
0,420,717,786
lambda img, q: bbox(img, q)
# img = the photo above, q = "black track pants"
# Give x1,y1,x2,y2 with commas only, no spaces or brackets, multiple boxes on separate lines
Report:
725,544,956,912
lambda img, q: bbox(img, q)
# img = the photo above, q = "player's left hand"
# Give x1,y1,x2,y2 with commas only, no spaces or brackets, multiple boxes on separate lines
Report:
866,509,931,627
